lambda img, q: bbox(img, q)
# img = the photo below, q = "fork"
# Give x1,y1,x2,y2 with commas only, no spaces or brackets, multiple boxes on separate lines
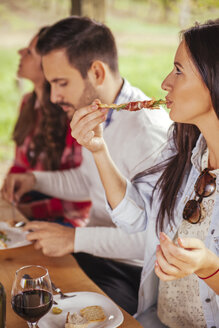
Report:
14,221,26,228
51,282,76,299
11,201,16,222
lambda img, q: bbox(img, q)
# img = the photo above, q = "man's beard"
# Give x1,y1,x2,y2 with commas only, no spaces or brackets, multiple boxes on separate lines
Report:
76,79,99,112
56,79,99,120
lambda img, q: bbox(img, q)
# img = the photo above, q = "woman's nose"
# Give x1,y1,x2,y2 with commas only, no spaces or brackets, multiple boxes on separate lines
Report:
18,48,26,56
161,72,172,92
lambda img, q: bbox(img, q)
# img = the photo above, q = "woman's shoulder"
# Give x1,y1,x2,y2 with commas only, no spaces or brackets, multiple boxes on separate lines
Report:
19,92,34,111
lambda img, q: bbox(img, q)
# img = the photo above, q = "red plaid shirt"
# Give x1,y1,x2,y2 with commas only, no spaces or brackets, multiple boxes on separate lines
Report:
9,94,91,227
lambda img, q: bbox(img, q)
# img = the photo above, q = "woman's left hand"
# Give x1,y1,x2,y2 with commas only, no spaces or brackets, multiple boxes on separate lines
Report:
155,232,214,281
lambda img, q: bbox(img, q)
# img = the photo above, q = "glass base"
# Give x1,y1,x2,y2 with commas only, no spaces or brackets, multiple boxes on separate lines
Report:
27,322,39,328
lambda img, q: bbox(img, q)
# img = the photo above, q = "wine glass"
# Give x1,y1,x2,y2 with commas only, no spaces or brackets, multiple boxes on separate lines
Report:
11,265,53,327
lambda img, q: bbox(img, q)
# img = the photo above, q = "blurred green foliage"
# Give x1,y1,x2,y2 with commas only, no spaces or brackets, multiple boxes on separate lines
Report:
0,48,19,160
0,0,218,161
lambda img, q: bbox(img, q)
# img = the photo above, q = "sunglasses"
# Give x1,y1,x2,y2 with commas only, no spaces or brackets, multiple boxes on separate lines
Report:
183,168,216,224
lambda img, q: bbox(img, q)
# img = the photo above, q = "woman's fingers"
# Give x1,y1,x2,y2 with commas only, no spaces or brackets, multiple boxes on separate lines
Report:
178,237,204,250
156,245,180,276
159,232,189,264
71,106,106,139
158,233,208,278
70,102,108,152
155,261,178,281
73,111,105,137
1,175,15,203
71,100,107,130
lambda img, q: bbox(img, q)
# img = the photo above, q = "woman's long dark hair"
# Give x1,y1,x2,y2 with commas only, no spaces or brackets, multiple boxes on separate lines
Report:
13,27,68,170
134,19,219,233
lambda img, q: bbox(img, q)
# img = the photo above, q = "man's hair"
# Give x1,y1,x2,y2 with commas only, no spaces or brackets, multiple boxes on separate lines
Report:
37,16,119,78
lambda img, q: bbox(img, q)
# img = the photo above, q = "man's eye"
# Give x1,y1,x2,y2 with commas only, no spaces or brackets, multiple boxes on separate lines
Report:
60,82,67,87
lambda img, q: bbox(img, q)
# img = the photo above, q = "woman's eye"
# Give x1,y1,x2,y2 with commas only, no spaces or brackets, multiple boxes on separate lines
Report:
175,66,182,75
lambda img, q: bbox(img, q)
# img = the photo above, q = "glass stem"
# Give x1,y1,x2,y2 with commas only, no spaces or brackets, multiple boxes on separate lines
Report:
27,322,39,328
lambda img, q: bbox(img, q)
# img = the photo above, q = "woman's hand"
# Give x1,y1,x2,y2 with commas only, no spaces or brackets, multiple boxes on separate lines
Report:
155,232,219,282
1,172,36,204
71,99,127,209
70,99,108,153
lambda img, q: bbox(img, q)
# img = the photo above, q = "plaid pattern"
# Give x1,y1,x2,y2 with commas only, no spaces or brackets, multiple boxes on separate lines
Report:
9,94,91,227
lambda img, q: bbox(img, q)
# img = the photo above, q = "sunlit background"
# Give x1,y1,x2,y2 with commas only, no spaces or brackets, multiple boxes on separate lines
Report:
0,0,219,173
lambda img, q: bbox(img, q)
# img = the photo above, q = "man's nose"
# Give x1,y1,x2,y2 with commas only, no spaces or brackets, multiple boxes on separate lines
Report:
50,87,62,104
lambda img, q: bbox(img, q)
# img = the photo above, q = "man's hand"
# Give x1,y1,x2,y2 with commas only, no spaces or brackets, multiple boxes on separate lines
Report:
24,221,75,257
70,99,108,153
1,172,36,204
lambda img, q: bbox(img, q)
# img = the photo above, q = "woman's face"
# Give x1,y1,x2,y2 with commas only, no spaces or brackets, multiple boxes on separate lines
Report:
17,35,44,84
161,40,213,126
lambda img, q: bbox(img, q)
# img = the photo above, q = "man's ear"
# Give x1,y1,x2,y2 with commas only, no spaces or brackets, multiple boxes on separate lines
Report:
87,60,106,86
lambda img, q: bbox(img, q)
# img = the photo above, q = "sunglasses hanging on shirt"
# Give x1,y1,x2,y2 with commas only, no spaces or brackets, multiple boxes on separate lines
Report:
183,168,216,224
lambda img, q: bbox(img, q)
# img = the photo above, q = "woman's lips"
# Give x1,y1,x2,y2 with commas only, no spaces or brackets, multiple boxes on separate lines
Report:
165,98,173,109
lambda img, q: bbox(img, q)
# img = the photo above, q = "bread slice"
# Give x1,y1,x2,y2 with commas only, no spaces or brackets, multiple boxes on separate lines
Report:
65,312,89,328
80,305,106,322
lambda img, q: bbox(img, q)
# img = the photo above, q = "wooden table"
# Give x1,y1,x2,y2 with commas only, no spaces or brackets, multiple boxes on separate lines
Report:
0,198,142,328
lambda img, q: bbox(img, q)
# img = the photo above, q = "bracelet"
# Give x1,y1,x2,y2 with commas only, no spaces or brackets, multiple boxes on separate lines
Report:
198,268,219,280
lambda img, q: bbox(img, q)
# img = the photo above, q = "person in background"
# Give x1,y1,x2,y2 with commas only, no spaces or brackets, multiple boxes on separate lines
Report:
1,16,171,315
69,19,219,327
2,27,91,227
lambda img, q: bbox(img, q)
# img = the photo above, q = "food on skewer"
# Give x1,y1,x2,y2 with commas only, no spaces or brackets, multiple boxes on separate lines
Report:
98,99,166,111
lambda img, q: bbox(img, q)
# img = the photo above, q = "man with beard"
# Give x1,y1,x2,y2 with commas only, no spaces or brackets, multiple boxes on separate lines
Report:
2,16,171,315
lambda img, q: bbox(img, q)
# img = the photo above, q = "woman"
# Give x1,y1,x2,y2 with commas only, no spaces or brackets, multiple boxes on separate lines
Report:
6,28,90,227
70,19,219,327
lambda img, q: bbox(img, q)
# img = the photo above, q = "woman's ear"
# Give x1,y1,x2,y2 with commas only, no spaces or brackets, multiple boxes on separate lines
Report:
87,60,106,86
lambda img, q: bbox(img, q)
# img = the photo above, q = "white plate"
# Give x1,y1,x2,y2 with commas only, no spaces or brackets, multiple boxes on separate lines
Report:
39,291,124,328
0,221,31,249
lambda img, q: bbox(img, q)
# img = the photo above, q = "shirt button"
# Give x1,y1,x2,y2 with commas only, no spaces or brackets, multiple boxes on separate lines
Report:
205,298,211,303
211,229,215,235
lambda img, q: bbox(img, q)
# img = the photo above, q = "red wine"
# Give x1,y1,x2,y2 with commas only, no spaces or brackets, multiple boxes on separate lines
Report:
11,289,53,322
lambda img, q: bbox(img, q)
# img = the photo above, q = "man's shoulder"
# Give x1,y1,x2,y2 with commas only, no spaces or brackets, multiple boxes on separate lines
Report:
118,79,149,103
113,103,171,131
113,79,172,133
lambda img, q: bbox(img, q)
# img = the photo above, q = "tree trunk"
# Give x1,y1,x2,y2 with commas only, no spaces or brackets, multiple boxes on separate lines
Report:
71,0,82,16
179,0,191,28
70,0,106,22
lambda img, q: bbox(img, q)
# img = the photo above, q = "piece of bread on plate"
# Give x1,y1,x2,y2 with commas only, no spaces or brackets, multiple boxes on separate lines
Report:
80,305,106,322
65,312,89,328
